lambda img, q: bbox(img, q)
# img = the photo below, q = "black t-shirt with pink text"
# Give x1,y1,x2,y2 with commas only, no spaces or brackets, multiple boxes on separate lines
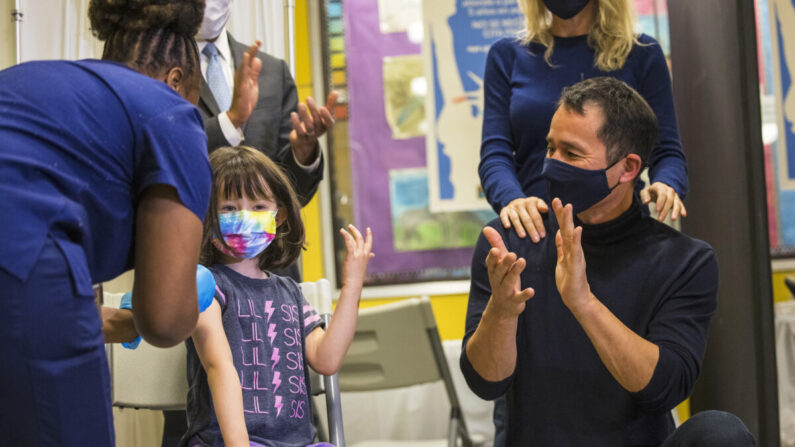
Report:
182,264,322,447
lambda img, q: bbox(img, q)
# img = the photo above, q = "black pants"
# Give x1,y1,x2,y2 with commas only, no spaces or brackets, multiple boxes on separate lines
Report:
492,396,755,447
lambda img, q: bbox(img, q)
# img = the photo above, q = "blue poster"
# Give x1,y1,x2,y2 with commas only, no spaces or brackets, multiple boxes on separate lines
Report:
772,0,795,188
769,0,795,248
422,0,524,212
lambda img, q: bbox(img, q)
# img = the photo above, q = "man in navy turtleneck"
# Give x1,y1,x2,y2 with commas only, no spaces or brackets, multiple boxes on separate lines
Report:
461,77,754,446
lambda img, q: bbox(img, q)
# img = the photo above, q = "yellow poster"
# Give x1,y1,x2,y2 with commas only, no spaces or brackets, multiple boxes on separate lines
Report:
383,55,427,140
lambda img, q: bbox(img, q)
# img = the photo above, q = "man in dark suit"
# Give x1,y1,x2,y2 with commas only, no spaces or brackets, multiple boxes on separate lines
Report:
193,1,337,279
197,30,337,207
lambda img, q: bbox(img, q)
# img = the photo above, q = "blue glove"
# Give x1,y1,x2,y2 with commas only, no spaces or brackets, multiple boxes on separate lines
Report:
119,265,217,350
196,264,216,313
119,291,142,350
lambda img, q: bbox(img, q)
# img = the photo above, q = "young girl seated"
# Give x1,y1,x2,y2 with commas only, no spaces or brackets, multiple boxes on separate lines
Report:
181,145,374,447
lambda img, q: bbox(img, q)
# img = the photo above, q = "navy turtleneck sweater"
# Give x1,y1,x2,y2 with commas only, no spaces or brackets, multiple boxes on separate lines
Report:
461,200,718,446
479,34,688,214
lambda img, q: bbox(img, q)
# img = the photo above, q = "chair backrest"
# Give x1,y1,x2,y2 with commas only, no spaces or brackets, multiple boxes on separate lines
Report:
105,292,189,410
338,297,471,446
299,278,334,317
339,296,442,391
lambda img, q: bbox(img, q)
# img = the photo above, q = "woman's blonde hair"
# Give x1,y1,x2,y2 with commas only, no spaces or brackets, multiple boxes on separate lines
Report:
517,0,639,72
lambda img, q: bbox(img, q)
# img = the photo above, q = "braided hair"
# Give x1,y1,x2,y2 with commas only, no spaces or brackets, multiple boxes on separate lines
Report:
88,0,204,82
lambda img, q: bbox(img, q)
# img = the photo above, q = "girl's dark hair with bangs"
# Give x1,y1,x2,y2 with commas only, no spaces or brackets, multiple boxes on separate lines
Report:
201,146,305,271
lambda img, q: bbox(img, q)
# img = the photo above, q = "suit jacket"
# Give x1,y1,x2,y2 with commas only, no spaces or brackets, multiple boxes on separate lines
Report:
198,32,323,206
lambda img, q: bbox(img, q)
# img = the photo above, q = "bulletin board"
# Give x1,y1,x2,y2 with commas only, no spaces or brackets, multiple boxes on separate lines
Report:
321,0,517,285
321,0,683,285
759,0,795,256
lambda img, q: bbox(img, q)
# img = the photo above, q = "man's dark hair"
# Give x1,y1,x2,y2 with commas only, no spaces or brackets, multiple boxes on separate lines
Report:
558,77,658,167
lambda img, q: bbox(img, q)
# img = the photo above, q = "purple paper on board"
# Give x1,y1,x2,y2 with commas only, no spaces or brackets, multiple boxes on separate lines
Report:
344,0,479,282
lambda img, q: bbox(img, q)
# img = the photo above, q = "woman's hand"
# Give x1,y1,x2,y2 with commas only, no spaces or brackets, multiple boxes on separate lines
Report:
499,196,548,242
640,182,687,222
340,224,374,289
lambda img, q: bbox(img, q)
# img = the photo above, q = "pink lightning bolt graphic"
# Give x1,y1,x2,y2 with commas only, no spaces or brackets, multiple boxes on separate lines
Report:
274,395,283,417
267,323,277,345
271,370,281,393
264,300,275,321
271,347,280,370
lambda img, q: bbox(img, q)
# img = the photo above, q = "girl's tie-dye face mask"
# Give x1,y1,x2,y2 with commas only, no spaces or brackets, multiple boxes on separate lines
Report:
212,210,278,260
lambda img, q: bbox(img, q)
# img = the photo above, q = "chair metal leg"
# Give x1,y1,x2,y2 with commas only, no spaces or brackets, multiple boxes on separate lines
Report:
447,408,476,447
323,372,345,447
459,419,475,447
447,413,459,447
320,313,345,447
446,406,478,447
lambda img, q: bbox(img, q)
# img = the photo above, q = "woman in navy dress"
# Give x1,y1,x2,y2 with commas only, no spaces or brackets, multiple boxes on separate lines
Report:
480,0,688,242
0,1,218,445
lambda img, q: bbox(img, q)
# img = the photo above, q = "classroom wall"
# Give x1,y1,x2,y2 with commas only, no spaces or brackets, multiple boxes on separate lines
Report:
773,270,795,302
91,0,468,344
3,0,789,429
0,0,788,339
291,0,472,342
1,0,17,70
293,0,795,346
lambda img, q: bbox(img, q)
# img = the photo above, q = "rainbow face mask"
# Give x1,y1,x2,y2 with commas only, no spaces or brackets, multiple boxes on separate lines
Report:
212,210,278,260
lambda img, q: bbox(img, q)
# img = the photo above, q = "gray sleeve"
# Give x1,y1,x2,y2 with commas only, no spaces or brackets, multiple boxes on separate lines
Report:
273,59,324,206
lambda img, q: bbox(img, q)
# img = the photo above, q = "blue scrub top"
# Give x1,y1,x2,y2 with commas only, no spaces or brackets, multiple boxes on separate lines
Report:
0,60,212,292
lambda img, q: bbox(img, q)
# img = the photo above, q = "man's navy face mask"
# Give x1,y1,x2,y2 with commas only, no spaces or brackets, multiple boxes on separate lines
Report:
542,157,622,214
542,0,590,19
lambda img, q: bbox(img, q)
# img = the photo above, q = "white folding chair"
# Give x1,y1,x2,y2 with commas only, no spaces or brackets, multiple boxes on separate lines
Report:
105,292,188,410
335,297,475,447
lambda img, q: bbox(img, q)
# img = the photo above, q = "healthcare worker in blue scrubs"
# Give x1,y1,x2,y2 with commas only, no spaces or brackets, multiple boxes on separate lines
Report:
0,1,245,445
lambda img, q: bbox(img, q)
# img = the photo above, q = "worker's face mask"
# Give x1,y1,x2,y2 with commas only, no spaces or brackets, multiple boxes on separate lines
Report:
212,210,278,260
542,0,590,19
542,157,621,214
196,0,233,41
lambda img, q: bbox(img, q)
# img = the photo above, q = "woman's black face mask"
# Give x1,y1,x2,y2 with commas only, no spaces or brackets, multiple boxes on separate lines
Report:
542,0,590,19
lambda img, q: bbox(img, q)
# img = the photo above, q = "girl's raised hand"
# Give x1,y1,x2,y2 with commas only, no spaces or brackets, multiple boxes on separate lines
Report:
340,225,374,288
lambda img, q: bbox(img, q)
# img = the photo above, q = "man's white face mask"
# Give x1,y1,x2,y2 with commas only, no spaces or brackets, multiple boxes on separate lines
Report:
196,0,233,41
